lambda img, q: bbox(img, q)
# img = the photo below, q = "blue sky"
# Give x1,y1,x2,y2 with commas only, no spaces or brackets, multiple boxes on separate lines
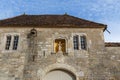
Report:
0,0,120,42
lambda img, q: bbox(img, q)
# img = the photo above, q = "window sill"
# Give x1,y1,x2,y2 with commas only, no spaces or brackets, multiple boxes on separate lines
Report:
2,50,18,53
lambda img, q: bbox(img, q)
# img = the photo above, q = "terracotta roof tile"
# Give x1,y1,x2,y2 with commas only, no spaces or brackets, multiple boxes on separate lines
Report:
0,14,107,30
105,42,120,47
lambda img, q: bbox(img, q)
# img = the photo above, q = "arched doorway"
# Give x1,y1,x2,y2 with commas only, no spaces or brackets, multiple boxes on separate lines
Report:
54,39,66,53
43,69,76,80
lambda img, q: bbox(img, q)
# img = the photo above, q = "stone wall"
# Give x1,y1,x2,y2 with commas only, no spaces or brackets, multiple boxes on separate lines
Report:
0,27,116,80
105,47,120,80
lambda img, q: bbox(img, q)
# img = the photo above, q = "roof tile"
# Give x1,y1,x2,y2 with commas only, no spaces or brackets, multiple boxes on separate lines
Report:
0,14,107,29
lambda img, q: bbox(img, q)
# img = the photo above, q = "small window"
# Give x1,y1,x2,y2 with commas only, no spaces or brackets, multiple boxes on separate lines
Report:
13,35,19,50
73,35,79,50
80,36,87,50
5,35,12,50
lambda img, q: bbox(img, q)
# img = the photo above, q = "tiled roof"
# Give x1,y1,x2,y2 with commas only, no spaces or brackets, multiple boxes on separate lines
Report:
0,14,107,30
105,42,120,47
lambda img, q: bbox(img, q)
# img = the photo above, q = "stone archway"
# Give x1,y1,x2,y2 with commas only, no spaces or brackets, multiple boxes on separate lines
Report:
40,63,79,80
43,69,76,80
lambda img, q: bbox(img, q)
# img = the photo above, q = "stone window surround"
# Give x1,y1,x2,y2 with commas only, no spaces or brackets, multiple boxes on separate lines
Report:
72,33,87,51
2,33,20,53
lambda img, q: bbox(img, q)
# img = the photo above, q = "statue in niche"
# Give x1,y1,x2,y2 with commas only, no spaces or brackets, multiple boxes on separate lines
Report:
57,42,63,53
56,41,64,63
58,42,62,51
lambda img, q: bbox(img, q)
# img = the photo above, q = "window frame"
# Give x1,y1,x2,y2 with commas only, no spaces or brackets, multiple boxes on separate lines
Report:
13,35,19,50
73,35,79,50
80,36,87,50
72,33,87,50
3,33,20,52
5,35,12,50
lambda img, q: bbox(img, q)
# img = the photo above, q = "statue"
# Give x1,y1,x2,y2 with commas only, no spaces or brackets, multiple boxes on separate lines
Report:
56,41,64,63
57,42,63,53
58,42,62,51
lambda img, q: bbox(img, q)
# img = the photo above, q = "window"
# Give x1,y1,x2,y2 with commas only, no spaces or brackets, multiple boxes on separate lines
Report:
73,35,87,50
5,35,12,50
73,35,79,50
80,36,87,50
5,34,19,51
13,35,19,50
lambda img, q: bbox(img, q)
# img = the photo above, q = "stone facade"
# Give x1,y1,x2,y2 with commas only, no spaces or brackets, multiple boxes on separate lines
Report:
0,14,119,80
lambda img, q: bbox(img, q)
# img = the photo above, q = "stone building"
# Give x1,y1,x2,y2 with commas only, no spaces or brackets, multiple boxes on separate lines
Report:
0,14,119,80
